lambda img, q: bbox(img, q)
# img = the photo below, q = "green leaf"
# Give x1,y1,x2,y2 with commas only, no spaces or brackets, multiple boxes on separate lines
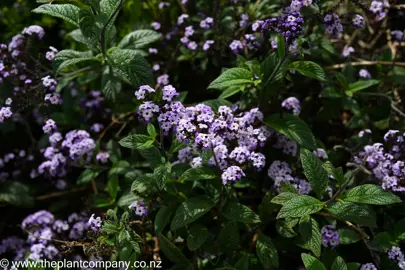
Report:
179,167,217,182
101,220,120,235
276,34,286,58
322,162,344,186
327,201,377,227
0,182,34,207
32,4,81,26
78,10,103,46
343,184,401,205
345,80,380,96
221,201,261,224
264,113,317,150
337,229,361,245
125,229,142,254
300,149,329,198
218,86,243,99
108,49,153,87
67,29,92,46
271,192,300,205
301,253,326,270
131,173,156,194
276,220,298,238
53,50,95,73
119,134,151,149
256,233,279,269
297,216,322,257
368,232,392,252
347,263,361,270
261,52,282,84
394,218,405,241
77,169,100,185
154,163,171,190
107,175,119,200
331,256,347,270
170,196,214,230
234,254,250,270
109,160,130,176
187,224,209,251
219,221,240,250
154,205,175,234
102,66,122,101
138,146,164,168
100,0,120,18
147,123,157,139
208,68,252,89
288,61,326,81
277,196,324,219
336,73,349,90
118,30,162,49
157,233,189,265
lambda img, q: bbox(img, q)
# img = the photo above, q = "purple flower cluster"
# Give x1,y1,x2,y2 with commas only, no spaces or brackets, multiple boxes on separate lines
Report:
96,152,109,163
272,132,298,156
262,9,304,46
388,246,405,269
321,225,340,248
200,17,214,29
324,13,343,38
281,97,301,115
129,200,148,216
355,130,405,192
392,30,404,41
0,106,12,123
0,236,27,261
290,0,313,12
135,85,269,185
352,14,365,29
359,69,371,79
267,160,311,194
21,210,90,261
80,91,105,109
370,0,389,21
37,129,95,178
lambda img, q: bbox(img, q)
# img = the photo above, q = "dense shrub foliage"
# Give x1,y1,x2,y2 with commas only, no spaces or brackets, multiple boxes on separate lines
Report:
0,0,405,269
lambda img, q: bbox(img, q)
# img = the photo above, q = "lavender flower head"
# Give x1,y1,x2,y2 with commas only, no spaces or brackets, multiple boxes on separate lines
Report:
135,85,155,100
200,17,214,29
96,152,109,163
151,22,161,30
203,40,215,51
157,74,169,86
221,165,245,185
129,200,148,216
42,119,57,134
392,30,404,41
22,25,45,39
162,85,179,102
360,263,377,270
0,106,12,123
342,46,354,57
88,214,102,232
281,97,301,115
324,13,343,38
262,10,304,45
321,225,340,248
352,14,365,29
359,69,371,78
45,46,58,61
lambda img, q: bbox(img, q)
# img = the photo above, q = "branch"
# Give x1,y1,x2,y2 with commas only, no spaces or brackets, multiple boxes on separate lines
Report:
326,60,405,70
36,186,88,200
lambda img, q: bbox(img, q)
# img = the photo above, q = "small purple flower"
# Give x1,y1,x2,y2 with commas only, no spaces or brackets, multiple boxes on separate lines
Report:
162,85,179,102
5,98,12,105
352,14,365,28
388,246,405,262
187,41,198,50
342,46,354,57
177,14,189,25
88,214,102,232
45,46,58,61
360,263,377,270
359,129,372,137
0,106,12,123
44,93,62,105
252,20,264,31
22,25,45,39
157,74,169,86
313,148,328,159
281,97,301,115
149,48,158,54
321,225,340,248
135,85,155,100
158,2,170,9
200,17,214,29
392,30,404,41
129,200,148,216
359,69,371,78
42,119,57,134
151,22,161,30
221,166,245,185
90,123,104,133
153,64,160,71
185,26,194,37
203,40,215,51
229,40,244,54
96,152,109,163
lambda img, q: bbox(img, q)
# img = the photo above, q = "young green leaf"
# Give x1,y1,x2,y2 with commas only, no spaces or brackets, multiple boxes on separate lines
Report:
271,192,300,205
118,134,151,149
331,256,347,270
170,196,214,230
322,162,344,186
219,221,240,250
32,4,81,26
208,68,252,89
300,149,329,198
345,80,380,96
256,233,279,269
157,233,190,265
343,184,401,205
327,201,377,227
301,253,326,270
53,50,95,73
337,228,361,245
179,167,217,182
264,113,317,151
77,169,100,185
118,30,162,50
154,163,171,190
277,196,324,219
297,216,322,257
154,205,175,233
288,61,327,81
147,123,157,140
221,201,261,224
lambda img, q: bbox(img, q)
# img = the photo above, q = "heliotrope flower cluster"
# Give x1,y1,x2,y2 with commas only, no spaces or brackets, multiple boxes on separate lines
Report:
360,263,377,270
290,0,313,11
392,30,404,41
129,200,148,216
321,225,340,248
369,0,390,21
355,130,405,192
0,236,26,261
324,13,343,38
352,14,365,29
262,9,304,46
135,84,270,185
359,69,371,79
21,210,90,261
88,214,102,232
272,132,298,156
388,246,405,269
281,97,301,115
268,160,311,194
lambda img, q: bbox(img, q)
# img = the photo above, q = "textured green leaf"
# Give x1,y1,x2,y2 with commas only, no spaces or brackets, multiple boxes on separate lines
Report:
322,162,344,186
78,10,104,46
154,163,171,190
187,224,209,251
154,205,175,233
256,233,279,269
221,201,261,224
328,201,377,227
118,134,151,149
331,256,347,270
0,182,34,207
277,196,324,219
77,169,100,185
118,30,162,49
271,192,300,205
170,196,214,230
157,233,189,265
32,4,81,26
343,184,401,205
264,113,317,150
368,232,392,252
219,221,240,250
108,49,153,87
208,68,252,89
179,167,217,181
138,146,164,168
346,263,361,270
337,228,361,244
54,50,97,74
300,149,329,198
345,80,380,96
276,220,298,238
297,216,322,257
301,253,326,270
288,61,326,81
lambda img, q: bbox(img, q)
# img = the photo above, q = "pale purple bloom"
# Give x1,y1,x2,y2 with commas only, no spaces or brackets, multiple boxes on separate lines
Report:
187,41,198,50
203,40,215,51
392,30,404,41
221,166,245,185
96,152,109,163
22,25,45,39
281,97,301,115
149,48,158,54
185,26,194,37
352,14,365,28
157,74,169,85
42,119,57,134
177,14,189,25
321,225,340,248
342,46,354,57
45,46,58,61
151,22,161,30
153,64,160,71
359,69,371,78
88,214,102,232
